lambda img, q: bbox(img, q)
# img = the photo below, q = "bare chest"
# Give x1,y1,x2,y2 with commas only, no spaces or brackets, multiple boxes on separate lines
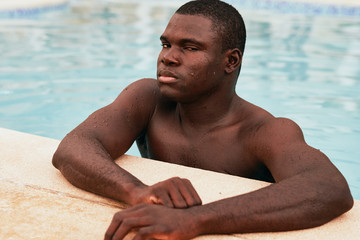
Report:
137,117,266,179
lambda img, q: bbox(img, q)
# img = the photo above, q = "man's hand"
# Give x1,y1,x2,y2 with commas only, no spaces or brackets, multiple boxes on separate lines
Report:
130,177,202,208
104,204,199,240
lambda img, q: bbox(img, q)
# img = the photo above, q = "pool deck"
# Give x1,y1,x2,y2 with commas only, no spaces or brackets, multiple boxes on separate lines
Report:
0,127,359,239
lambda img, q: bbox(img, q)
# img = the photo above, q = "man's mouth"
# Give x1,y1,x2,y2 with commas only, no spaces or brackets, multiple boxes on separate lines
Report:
158,70,178,83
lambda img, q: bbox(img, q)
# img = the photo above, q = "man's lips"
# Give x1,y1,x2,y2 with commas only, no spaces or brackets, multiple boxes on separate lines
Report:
158,70,178,83
159,76,177,83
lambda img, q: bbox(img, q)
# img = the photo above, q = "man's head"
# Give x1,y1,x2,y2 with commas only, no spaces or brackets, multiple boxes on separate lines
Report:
157,0,246,103
176,0,246,55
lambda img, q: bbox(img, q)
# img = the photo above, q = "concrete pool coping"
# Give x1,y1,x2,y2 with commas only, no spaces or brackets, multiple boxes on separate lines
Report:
0,127,359,239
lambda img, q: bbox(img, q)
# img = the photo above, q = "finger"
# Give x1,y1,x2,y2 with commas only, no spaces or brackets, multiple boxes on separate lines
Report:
162,179,187,208
175,178,202,207
104,212,122,240
105,206,148,240
133,226,168,240
112,217,144,240
150,192,174,208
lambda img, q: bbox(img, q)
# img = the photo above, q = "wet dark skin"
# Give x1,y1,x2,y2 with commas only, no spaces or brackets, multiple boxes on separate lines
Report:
52,14,353,240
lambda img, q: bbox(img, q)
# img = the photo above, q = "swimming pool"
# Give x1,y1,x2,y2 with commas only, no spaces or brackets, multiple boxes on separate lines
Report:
0,0,359,199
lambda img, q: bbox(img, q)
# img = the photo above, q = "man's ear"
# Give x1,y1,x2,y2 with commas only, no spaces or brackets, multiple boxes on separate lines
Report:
225,48,242,74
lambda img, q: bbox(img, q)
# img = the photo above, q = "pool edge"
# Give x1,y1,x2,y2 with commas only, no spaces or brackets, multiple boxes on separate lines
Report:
0,127,359,239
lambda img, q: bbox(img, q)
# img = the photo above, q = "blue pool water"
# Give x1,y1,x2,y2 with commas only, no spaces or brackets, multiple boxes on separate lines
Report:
0,0,359,199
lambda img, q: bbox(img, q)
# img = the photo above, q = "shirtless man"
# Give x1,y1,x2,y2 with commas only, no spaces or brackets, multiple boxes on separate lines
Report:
52,0,353,239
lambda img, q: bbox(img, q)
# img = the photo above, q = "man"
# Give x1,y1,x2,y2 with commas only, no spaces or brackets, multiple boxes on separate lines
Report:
52,0,353,239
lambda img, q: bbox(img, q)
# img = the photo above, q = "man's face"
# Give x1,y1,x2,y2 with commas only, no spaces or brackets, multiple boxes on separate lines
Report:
157,14,226,103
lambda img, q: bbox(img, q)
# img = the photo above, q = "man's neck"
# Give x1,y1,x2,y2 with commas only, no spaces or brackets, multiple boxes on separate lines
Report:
175,91,240,133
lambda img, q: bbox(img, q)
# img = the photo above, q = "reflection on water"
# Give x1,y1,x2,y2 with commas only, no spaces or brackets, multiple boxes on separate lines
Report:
0,0,359,198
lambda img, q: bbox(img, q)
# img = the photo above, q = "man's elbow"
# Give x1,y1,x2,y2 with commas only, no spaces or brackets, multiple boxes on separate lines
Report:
334,185,354,215
52,133,77,170
342,194,354,214
306,182,353,230
326,179,354,220
52,142,71,171
52,148,63,170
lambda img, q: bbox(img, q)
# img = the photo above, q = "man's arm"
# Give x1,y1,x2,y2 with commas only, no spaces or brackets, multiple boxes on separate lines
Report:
104,118,353,239
191,118,353,234
52,79,201,207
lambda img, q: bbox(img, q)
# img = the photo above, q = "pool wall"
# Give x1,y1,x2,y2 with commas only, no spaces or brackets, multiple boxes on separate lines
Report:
1,0,360,17
0,0,68,17
233,0,360,16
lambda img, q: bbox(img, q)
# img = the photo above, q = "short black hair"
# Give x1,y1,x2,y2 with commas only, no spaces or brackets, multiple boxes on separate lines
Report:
176,0,246,54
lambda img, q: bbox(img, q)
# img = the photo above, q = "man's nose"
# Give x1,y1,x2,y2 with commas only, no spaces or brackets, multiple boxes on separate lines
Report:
161,48,180,66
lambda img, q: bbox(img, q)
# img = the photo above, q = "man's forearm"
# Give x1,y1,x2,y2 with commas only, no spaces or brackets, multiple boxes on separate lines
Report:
52,132,145,205
190,171,353,235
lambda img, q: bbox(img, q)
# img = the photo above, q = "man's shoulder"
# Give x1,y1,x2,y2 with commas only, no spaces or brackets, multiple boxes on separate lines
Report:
111,78,176,117
124,78,158,94
249,115,305,150
239,99,301,136
237,99,274,129
240,101,305,151
114,78,161,105
249,114,303,142
262,117,303,137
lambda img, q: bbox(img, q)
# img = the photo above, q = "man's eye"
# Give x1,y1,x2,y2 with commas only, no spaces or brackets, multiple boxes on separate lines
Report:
161,43,170,48
184,47,198,51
